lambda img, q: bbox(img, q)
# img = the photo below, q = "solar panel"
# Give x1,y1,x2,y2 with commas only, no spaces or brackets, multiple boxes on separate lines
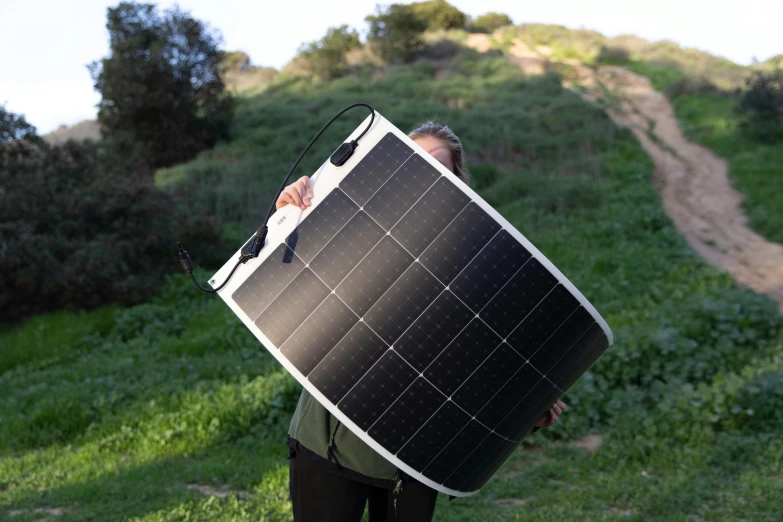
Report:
210,112,613,496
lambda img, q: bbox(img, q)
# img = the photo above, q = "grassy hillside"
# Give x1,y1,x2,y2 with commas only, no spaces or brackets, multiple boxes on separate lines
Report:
3,41,783,520
483,24,783,247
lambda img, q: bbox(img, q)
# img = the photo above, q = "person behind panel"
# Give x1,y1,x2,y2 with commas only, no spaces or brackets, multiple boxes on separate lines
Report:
277,121,567,522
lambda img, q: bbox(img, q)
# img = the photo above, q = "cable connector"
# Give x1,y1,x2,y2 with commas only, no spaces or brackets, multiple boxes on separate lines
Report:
178,242,193,273
240,226,268,262
330,140,357,166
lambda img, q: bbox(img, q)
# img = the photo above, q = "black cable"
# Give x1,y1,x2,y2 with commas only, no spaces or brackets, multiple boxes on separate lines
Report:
178,243,242,294
260,102,375,236
178,102,376,293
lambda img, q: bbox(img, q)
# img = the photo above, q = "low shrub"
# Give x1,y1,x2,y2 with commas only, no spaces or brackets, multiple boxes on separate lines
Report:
468,12,513,34
736,68,783,143
665,76,721,99
595,45,630,65
0,128,222,322
296,25,361,80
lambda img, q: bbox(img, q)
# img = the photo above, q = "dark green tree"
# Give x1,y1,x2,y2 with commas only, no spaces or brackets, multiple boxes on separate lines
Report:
736,69,783,143
297,25,361,80
469,12,514,33
0,104,39,143
410,0,467,31
89,2,233,169
0,107,221,321
366,4,428,63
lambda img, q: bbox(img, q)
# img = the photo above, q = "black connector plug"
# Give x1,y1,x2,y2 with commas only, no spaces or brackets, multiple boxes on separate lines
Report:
330,140,357,166
240,226,268,262
178,242,193,273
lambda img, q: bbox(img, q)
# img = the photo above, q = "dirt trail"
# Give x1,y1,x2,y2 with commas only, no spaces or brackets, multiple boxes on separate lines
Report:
584,66,783,312
462,36,783,310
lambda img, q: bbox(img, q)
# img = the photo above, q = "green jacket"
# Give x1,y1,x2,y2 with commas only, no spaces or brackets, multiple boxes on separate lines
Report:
288,388,399,481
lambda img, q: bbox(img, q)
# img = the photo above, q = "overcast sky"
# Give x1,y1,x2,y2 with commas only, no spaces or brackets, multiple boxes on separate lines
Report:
1,0,780,133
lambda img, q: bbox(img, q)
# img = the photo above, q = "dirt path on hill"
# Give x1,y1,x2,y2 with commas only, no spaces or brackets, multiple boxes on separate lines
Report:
464,35,783,311
584,66,783,312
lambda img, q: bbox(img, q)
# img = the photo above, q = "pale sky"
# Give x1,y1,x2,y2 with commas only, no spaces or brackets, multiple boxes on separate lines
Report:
1,0,779,133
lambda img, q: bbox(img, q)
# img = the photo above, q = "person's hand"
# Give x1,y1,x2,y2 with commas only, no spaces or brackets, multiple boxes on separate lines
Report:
536,399,566,428
276,176,313,210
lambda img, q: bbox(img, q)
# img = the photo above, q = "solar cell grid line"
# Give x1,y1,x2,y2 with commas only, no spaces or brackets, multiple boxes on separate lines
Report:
339,132,415,206
338,178,547,358
477,321,589,438
308,210,387,289
361,154,443,231
390,176,472,257
278,293,359,376
395,400,476,471
472,362,544,429
337,349,419,431
503,284,582,361
492,376,563,440
314,301,522,449
362,261,444,345
211,113,613,497
319,312,519,449
334,235,415,317
420,419,489,484
338,211,541,367
366,376,445,454
230,243,305,321
526,307,596,377
450,341,525,416
284,188,359,264
307,321,388,404
233,190,359,324
286,181,564,449
422,317,503,397
547,323,609,391
479,257,560,338
418,202,503,285
443,432,518,491
393,289,475,372
448,230,533,313
380,348,519,443
254,267,331,347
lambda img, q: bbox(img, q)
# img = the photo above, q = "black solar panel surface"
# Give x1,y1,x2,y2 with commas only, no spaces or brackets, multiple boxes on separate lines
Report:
229,132,610,493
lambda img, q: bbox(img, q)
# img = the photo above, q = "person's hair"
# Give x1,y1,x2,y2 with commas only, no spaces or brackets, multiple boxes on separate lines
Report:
408,121,469,184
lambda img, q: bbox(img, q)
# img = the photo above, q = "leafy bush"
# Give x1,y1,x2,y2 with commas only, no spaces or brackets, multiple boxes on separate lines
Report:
0,124,222,322
469,12,513,33
467,162,498,190
297,25,361,80
665,76,720,99
731,369,783,429
410,0,467,31
220,50,252,75
366,3,428,63
736,68,783,143
595,45,630,64
89,2,233,169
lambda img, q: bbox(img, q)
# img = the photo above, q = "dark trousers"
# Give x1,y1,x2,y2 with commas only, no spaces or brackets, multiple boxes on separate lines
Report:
289,450,438,522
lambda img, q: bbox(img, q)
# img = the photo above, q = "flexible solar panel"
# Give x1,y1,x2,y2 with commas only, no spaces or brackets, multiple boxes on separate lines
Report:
210,112,613,496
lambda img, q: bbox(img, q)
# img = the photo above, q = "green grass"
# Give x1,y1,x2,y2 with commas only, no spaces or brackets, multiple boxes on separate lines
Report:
625,61,686,92
671,93,783,245
2,47,783,521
